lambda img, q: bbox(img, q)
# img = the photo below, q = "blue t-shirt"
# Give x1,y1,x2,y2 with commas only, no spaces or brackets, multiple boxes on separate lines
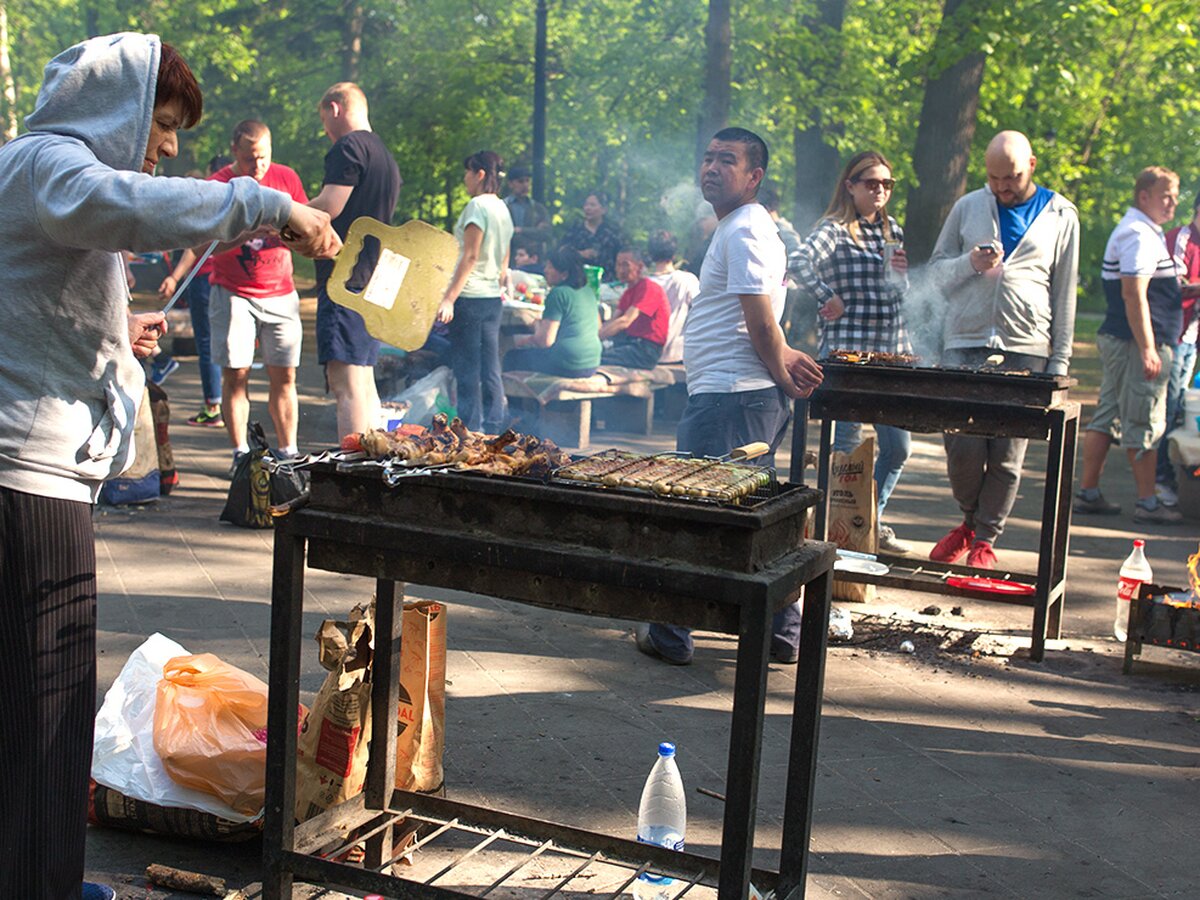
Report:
997,185,1053,258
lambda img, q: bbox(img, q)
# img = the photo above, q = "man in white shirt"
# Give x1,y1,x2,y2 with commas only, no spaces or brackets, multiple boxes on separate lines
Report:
1075,167,1184,524
636,127,823,666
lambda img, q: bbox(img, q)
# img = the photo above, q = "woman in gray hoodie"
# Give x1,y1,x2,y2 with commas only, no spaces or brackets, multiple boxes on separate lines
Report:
0,33,337,899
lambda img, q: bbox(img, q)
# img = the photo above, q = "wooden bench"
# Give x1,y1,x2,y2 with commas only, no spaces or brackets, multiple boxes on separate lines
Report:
502,365,677,448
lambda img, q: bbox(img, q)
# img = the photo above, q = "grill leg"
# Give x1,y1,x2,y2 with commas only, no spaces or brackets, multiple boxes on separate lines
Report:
789,398,809,484
364,579,403,871
718,593,773,900
778,567,833,900
1031,408,1076,661
814,419,833,538
264,528,306,900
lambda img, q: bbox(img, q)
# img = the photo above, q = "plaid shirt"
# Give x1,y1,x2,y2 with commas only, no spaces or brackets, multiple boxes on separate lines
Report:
795,215,911,354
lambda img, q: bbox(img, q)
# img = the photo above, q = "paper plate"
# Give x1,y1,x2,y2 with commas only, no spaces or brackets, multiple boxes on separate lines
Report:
834,558,889,576
947,575,1035,595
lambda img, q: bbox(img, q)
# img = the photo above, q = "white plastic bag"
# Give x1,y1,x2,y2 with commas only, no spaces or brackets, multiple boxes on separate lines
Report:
91,633,258,823
385,365,454,428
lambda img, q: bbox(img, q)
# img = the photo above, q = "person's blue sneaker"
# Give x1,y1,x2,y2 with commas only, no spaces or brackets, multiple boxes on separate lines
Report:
149,357,180,385
82,882,116,900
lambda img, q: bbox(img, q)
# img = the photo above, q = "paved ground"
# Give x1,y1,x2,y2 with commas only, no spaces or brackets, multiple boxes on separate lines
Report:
85,315,1200,898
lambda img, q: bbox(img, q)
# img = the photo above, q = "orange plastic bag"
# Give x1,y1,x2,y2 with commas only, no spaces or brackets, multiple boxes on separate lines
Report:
152,654,270,816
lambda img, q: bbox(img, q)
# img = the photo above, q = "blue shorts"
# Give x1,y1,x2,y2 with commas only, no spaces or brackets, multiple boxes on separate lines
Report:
317,286,381,366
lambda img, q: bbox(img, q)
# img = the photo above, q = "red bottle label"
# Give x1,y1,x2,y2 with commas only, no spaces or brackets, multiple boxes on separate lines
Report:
1117,575,1142,602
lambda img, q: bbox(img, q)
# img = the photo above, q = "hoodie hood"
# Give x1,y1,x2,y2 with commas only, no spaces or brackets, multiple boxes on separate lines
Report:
23,32,159,173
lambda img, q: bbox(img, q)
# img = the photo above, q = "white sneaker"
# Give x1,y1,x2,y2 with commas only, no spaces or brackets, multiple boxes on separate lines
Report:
1155,483,1179,507
878,524,912,555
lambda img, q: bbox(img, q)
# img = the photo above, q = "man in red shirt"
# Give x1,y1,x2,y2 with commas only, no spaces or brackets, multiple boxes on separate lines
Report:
600,248,669,369
207,120,309,466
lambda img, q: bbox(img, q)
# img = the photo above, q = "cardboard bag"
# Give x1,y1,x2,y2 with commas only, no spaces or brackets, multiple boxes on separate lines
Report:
395,601,446,793
294,600,447,823
828,437,877,603
295,605,374,824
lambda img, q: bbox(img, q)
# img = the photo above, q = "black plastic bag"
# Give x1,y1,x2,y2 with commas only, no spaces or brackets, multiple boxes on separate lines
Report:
220,422,307,528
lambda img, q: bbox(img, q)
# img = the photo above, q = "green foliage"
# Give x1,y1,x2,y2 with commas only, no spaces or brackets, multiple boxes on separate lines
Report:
1,0,1196,311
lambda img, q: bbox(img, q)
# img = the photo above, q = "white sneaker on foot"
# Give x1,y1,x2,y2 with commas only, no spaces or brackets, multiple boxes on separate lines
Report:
1155,483,1179,507
878,524,912,555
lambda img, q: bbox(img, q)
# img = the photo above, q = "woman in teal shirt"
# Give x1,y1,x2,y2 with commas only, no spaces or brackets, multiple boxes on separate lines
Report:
505,246,602,377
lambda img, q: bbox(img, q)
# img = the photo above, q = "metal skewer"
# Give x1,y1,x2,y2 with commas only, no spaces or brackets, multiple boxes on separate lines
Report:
160,240,219,314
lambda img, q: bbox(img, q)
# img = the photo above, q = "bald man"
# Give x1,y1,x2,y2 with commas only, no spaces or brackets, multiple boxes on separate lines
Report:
926,130,1079,569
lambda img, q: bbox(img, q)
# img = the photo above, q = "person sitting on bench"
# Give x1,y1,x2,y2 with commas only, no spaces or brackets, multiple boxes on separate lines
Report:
599,247,669,370
504,246,601,378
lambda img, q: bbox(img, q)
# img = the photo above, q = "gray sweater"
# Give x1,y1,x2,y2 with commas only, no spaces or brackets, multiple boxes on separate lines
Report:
0,33,294,502
928,185,1079,375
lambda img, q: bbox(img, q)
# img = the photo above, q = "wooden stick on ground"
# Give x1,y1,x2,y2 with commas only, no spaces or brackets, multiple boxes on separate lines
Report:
144,864,226,896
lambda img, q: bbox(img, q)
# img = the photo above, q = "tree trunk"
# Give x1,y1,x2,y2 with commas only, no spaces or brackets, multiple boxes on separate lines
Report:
792,0,848,232
696,0,731,165
83,3,100,38
532,0,547,204
341,0,364,82
904,0,987,264
0,3,15,144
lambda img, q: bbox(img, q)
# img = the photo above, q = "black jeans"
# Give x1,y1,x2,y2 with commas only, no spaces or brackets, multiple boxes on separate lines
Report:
449,296,506,431
0,487,96,899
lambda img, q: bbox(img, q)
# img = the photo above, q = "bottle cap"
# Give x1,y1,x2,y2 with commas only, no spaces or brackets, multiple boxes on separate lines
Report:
658,741,676,757
1133,539,1145,548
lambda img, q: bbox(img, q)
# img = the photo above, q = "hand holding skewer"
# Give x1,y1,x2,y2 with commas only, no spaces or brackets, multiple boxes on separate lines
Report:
280,205,341,259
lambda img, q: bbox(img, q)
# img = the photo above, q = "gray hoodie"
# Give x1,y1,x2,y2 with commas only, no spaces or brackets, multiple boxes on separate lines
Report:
0,33,294,502
928,185,1079,375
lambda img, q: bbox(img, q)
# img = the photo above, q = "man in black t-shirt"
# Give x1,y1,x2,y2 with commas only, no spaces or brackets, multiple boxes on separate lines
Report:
309,82,402,438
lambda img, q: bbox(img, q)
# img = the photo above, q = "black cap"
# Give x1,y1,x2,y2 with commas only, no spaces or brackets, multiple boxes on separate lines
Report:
509,165,531,181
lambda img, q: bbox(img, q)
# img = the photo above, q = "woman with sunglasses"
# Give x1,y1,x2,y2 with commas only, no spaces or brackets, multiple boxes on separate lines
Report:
794,150,913,554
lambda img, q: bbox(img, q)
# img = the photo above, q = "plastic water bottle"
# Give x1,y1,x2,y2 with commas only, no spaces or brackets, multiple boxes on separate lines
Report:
634,742,686,900
1114,540,1153,642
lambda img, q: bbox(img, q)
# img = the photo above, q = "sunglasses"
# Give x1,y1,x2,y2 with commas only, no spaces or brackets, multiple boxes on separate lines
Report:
853,177,896,191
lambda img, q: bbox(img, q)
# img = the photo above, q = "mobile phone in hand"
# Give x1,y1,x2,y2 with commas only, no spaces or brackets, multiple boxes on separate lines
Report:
975,243,998,254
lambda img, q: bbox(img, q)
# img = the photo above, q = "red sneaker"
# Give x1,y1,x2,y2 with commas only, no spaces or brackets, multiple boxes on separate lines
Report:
930,522,975,563
967,540,996,570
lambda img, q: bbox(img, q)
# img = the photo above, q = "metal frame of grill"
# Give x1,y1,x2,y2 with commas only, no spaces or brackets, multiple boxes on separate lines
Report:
263,471,836,900
788,363,1080,662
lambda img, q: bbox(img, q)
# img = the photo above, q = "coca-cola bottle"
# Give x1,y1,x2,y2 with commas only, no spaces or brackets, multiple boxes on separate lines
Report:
1114,539,1153,642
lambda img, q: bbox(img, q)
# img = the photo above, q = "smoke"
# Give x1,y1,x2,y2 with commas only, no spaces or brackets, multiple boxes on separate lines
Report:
659,181,711,240
901,263,948,364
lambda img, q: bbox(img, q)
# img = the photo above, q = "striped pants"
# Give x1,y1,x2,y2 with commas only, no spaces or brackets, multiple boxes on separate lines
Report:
0,487,96,899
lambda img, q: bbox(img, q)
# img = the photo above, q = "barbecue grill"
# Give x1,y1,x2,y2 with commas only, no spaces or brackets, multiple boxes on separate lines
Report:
264,453,836,899
789,361,1080,661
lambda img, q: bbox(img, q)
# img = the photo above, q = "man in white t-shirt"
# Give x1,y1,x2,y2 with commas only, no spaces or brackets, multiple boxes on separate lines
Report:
636,127,823,666
1075,167,1184,524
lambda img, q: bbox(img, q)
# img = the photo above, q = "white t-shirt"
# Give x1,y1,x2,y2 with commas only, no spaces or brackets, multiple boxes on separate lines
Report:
455,193,514,298
1101,207,1175,281
683,202,786,394
648,268,700,364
